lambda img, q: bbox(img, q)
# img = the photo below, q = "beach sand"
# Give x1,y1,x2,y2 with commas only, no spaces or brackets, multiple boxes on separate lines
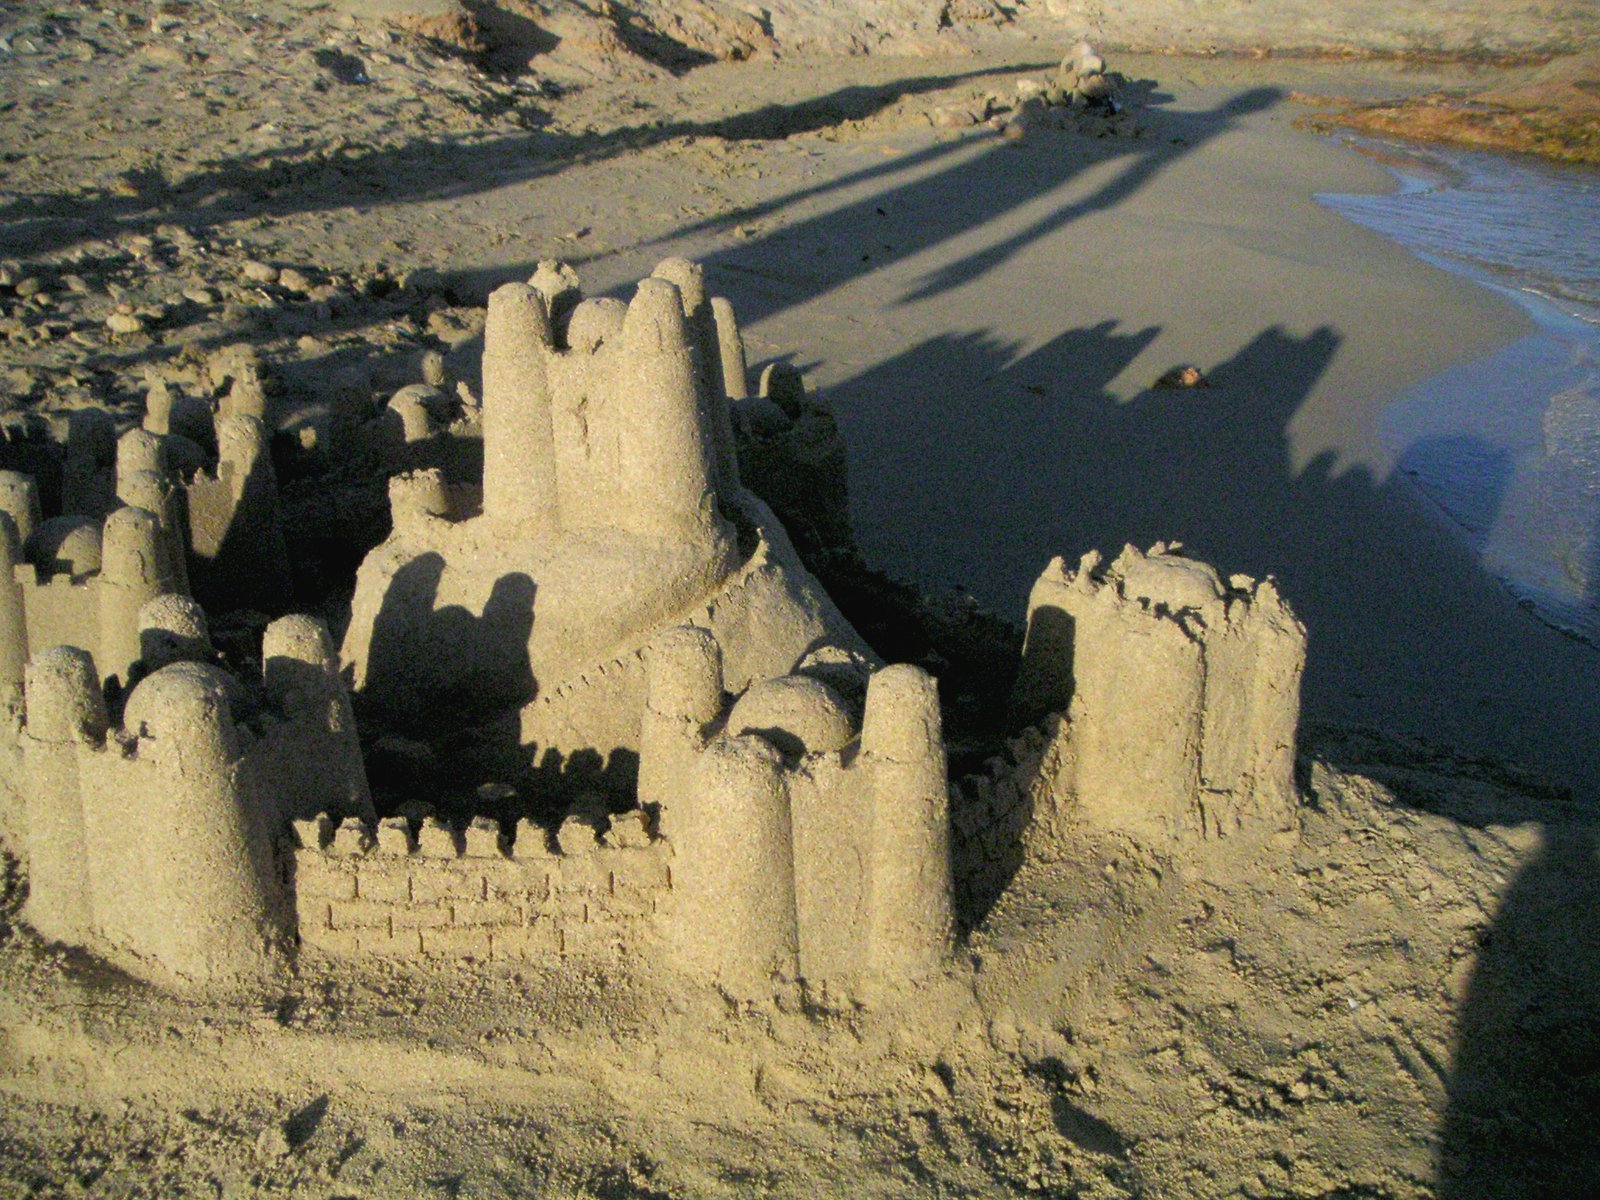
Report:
347,49,1591,794
3,7,1600,1195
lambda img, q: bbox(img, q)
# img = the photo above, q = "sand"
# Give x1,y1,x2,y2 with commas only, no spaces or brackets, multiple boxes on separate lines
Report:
3,2,1600,1196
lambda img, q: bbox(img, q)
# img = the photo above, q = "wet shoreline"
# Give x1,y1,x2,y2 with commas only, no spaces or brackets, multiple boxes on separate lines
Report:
1320,139,1600,645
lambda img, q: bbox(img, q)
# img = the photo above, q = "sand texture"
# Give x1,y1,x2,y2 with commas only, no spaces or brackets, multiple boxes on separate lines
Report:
2,2,1600,1197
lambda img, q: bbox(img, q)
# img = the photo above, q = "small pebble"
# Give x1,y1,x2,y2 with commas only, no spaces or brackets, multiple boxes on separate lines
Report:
1155,365,1209,389
932,106,979,130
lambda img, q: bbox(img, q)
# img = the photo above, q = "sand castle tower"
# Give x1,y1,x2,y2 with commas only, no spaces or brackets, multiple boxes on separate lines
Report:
0,388,293,622
342,258,871,769
172,413,294,613
0,468,186,691
1011,544,1305,844
642,626,952,999
12,605,371,986
0,403,295,704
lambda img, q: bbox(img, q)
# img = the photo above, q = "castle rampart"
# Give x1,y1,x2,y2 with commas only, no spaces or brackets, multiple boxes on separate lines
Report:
289,812,672,962
0,471,186,691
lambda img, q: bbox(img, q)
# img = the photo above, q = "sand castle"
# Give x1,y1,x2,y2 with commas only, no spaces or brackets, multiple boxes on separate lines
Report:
0,256,1306,1001
341,257,871,767
12,611,371,985
0,392,294,619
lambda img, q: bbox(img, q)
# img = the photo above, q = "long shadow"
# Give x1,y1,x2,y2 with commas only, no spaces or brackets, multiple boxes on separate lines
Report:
826,318,1600,794
1431,362,1600,1200
454,84,1273,332
0,67,1033,259
1438,822,1600,1198
898,87,1279,304
360,552,536,741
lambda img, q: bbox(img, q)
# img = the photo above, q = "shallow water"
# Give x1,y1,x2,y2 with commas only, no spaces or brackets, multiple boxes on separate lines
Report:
1320,142,1600,644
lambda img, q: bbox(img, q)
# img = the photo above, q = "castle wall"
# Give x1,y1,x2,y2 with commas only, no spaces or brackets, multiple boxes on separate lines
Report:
786,754,869,981
11,610,370,986
16,572,98,681
289,814,672,961
948,723,1055,925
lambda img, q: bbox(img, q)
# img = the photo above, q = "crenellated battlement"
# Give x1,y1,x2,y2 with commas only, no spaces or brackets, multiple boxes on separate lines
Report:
641,626,953,999
0,392,294,624
0,475,186,691
10,605,372,987
0,252,1309,1012
288,811,672,961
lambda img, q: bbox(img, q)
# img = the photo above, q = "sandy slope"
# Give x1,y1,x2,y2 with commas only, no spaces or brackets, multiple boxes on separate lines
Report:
3,2,1600,1198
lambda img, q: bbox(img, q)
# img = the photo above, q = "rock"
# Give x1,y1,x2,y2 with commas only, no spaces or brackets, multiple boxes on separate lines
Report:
1155,365,1209,389
1077,72,1115,102
254,1124,291,1159
336,0,481,53
241,260,279,285
932,105,979,129
278,268,313,294
420,349,447,387
105,313,146,335
183,287,218,305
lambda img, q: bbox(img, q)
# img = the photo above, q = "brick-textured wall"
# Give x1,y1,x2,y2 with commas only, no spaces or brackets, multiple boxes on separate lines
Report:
287,812,671,962
950,721,1055,927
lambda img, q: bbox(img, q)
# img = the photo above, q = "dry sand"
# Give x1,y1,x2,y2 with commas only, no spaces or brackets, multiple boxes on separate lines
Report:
3,2,1600,1197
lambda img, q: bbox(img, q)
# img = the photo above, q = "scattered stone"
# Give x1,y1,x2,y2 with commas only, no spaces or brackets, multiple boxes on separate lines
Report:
241,260,280,285
932,105,980,130
1155,365,1209,389
105,313,146,335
